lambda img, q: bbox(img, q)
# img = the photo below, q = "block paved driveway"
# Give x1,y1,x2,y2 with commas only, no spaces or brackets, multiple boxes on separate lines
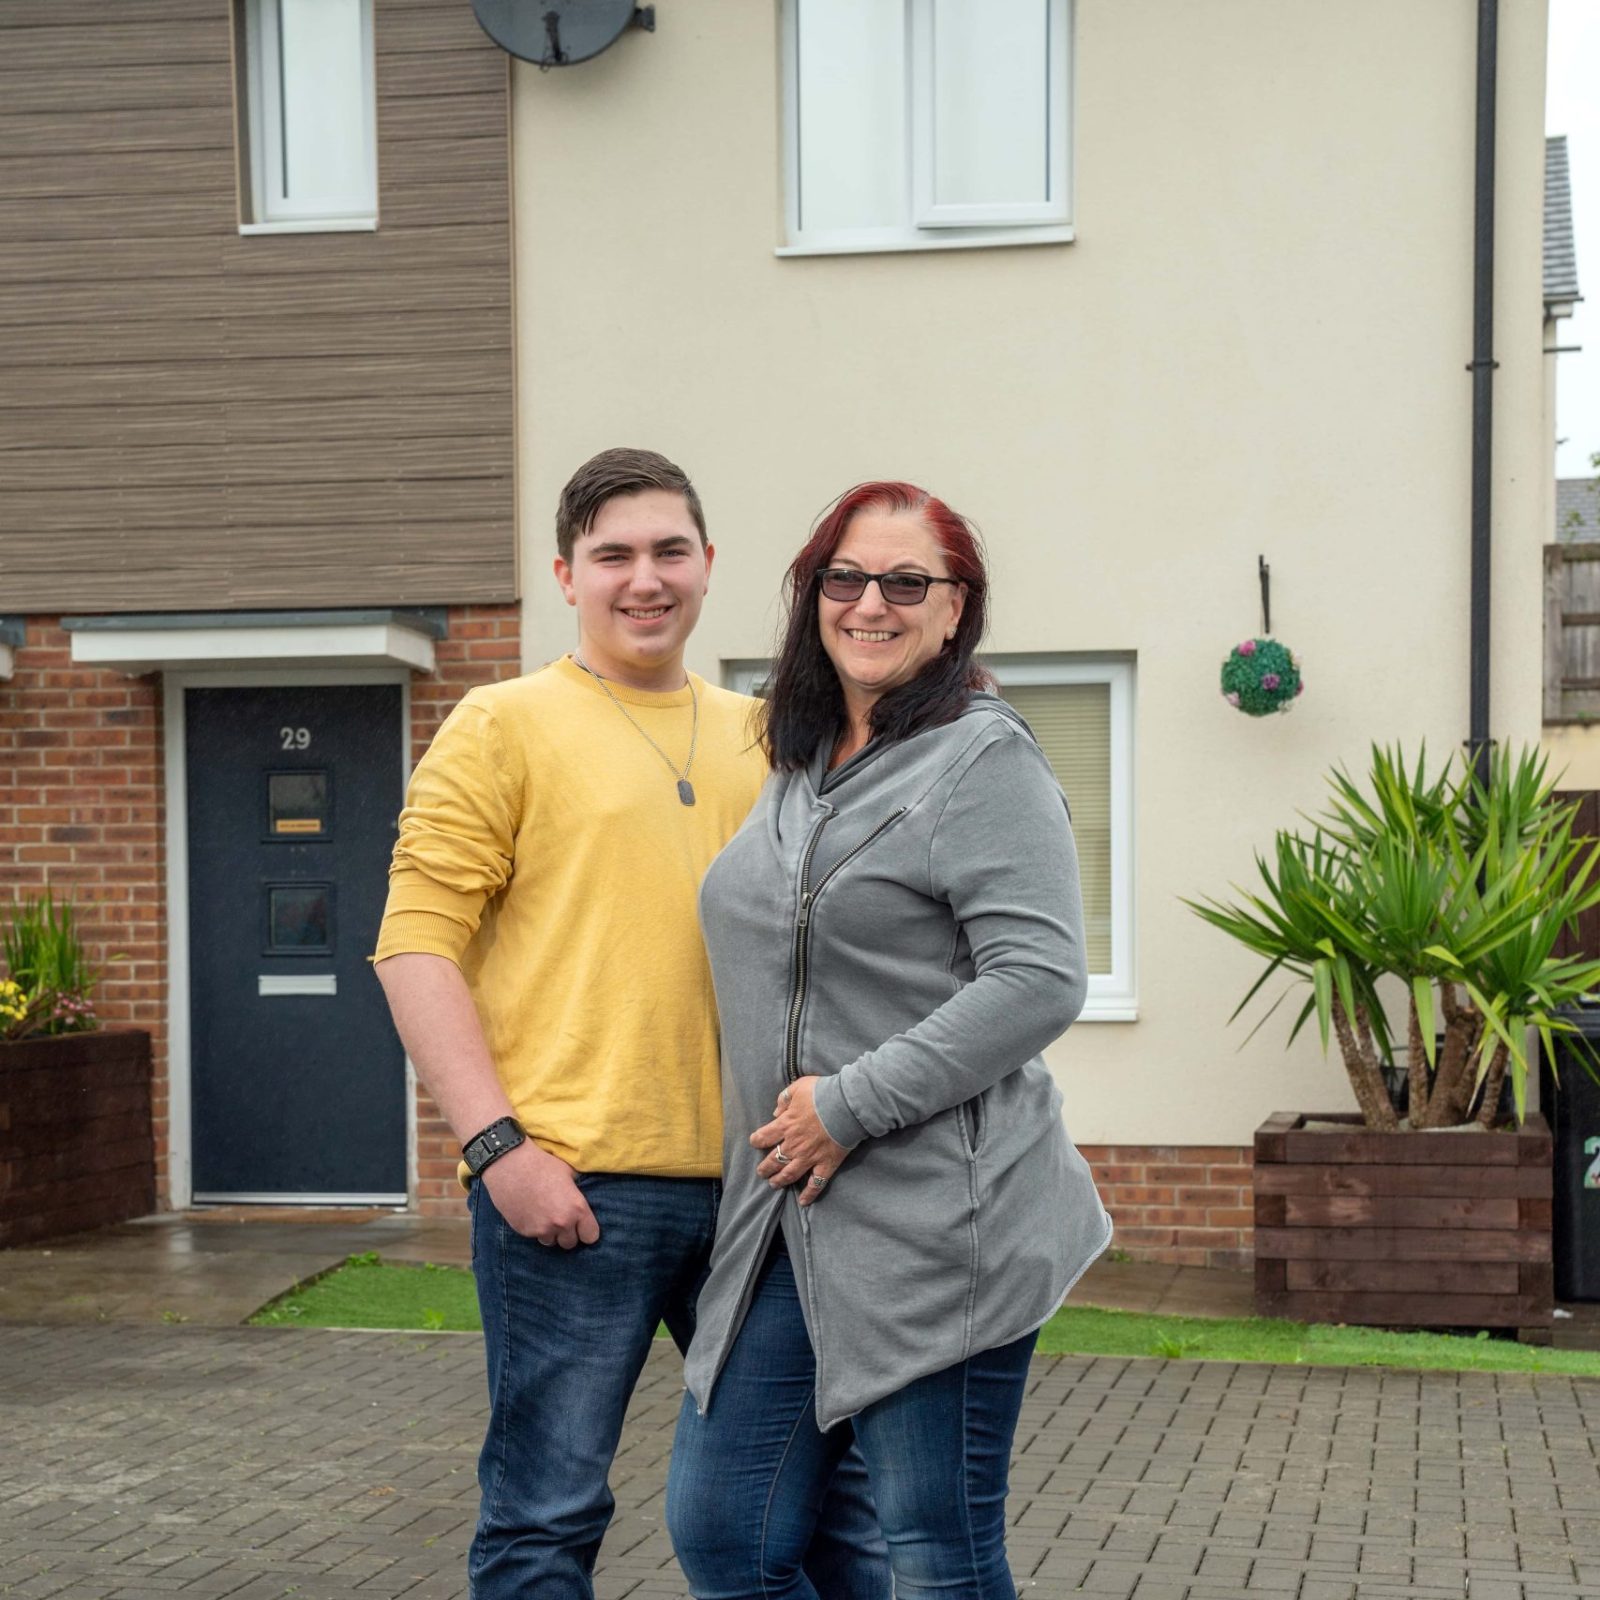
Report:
3,1325,1600,1600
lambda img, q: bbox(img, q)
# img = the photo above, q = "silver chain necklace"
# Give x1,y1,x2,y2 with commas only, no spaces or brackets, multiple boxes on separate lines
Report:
573,653,700,806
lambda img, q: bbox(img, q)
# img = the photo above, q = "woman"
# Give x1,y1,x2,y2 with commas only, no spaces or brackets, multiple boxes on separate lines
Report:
668,482,1112,1600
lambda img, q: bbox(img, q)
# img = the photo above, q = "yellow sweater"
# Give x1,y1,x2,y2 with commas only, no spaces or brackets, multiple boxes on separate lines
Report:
374,656,766,1177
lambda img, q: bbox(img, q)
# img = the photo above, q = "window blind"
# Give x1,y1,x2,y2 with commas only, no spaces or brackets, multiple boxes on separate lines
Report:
998,682,1112,974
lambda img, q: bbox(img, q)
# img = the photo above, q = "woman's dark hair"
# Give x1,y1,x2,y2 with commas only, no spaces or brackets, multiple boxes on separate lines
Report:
763,481,991,771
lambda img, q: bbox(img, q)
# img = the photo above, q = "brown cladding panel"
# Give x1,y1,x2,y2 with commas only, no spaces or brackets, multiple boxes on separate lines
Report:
0,352,507,409
1285,1260,1519,1294
0,63,236,116
0,108,227,160
2,435,507,493
1281,1195,1521,1229
1281,1127,1519,1164
1257,1291,1544,1329
1253,1164,1548,1198
0,0,513,612
1253,1225,1552,1262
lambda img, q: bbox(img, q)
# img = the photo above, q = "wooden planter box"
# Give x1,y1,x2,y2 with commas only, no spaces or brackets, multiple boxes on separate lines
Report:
1253,1111,1553,1341
0,1029,155,1248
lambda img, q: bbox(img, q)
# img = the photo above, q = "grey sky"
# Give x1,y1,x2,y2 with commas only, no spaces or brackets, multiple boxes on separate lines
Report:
1550,0,1598,480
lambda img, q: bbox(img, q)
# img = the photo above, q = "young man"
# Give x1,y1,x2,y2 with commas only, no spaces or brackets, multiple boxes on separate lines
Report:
373,449,886,1600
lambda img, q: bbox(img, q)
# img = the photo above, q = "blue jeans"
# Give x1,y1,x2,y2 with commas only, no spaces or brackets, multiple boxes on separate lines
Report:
468,1175,889,1600
666,1240,1037,1600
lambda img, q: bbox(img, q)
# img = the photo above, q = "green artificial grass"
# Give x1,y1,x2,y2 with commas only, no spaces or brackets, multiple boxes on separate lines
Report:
1038,1304,1600,1376
249,1256,1600,1378
250,1252,483,1331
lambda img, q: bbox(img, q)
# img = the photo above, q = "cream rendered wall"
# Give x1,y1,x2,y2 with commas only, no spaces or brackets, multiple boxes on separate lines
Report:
1543,725,1600,786
509,0,1550,1146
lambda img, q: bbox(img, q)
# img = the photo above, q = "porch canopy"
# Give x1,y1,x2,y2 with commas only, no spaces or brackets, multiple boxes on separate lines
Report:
61,609,444,675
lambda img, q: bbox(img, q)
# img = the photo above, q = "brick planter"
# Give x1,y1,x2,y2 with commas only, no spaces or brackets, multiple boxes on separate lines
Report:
1252,1111,1553,1340
0,1029,155,1247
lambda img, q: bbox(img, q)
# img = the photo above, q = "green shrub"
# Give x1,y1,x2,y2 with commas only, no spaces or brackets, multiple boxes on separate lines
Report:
1,891,105,1039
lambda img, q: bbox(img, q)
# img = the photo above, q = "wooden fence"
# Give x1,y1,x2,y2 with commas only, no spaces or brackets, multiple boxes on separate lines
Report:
1545,543,1600,723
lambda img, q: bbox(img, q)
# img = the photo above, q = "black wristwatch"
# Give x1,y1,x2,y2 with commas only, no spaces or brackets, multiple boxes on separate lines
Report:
462,1116,526,1177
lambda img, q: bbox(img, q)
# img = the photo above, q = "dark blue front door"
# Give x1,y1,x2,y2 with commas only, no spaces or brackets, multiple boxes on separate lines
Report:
187,684,406,1200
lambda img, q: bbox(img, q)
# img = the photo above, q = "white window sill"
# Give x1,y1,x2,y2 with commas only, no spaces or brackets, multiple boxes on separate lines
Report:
1079,1001,1138,1023
239,218,378,236
776,226,1074,259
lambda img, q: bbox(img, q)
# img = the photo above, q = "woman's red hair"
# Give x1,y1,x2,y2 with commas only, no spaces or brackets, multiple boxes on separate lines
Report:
763,482,991,770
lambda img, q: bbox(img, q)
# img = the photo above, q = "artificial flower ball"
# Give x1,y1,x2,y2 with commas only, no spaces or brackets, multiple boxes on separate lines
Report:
1220,638,1303,716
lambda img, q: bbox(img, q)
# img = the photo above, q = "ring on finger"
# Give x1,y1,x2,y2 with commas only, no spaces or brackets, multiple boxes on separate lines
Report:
773,1144,792,1166
808,1174,827,1189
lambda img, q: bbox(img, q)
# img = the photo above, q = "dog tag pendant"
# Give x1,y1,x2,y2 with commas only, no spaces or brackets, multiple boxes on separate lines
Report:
677,779,696,807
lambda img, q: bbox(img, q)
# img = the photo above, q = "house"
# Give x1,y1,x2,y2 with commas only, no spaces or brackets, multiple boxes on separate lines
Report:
501,1,1552,1264
0,1,517,1214
1542,132,1595,779
1,1,1557,1265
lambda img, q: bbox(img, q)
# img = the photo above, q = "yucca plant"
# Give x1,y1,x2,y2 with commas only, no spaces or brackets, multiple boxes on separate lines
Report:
1,891,103,1039
1187,744,1600,1130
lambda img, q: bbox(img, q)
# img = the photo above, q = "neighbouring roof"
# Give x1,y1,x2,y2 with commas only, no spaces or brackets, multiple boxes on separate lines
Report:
1558,476,1600,541
1547,135,1581,311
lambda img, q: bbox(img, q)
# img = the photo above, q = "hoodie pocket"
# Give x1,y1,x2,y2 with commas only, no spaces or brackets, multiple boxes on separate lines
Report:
957,1092,986,1160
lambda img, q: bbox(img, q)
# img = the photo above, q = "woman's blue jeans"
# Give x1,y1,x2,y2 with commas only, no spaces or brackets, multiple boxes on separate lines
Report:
468,1175,889,1600
666,1240,1038,1600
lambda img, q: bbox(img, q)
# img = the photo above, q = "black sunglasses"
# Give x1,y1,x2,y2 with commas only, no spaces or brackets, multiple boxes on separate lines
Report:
817,568,963,607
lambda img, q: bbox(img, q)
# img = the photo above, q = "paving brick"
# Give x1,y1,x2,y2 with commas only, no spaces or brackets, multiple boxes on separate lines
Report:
6,1330,1600,1599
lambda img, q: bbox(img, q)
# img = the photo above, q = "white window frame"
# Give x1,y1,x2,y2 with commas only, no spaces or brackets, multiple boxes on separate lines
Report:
239,0,378,232
987,654,1136,1020
909,1,1071,230
779,0,1075,257
721,652,1136,1019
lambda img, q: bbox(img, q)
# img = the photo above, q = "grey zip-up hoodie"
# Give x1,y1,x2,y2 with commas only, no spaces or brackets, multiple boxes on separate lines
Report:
683,695,1113,1430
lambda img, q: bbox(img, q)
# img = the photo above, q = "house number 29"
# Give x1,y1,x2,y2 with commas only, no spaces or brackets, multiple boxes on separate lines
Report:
1584,1135,1600,1192
279,727,311,751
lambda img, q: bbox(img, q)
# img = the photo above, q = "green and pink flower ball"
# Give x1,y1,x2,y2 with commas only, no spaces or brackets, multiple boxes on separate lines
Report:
1220,638,1303,716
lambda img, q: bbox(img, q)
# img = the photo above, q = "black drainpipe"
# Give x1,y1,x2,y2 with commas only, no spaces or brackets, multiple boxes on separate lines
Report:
1467,0,1498,784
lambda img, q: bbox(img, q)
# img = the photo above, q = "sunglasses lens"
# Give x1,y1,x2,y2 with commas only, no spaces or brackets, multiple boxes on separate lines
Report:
821,570,867,601
880,575,928,604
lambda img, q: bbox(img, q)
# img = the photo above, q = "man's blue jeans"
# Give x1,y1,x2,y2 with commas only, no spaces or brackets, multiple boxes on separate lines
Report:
666,1241,1037,1600
467,1174,890,1600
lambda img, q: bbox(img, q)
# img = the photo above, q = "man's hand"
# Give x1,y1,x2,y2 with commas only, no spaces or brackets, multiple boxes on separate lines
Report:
752,1076,851,1207
482,1141,600,1248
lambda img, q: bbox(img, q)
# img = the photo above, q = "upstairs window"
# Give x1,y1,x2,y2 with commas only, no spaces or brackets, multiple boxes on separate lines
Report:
782,0,1072,255
236,0,378,230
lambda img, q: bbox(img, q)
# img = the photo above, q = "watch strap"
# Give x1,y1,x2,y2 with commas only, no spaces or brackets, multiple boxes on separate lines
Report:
462,1115,525,1177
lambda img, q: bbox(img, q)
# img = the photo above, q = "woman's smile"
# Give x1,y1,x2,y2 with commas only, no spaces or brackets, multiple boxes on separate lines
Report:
819,510,965,716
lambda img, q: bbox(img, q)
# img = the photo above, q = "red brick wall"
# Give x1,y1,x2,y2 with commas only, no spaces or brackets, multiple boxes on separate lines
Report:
0,619,169,1195
0,605,521,1219
409,606,525,763
407,604,523,1215
1080,1145,1255,1269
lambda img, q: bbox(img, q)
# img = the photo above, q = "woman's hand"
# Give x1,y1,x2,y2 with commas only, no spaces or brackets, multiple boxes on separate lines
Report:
751,1076,850,1206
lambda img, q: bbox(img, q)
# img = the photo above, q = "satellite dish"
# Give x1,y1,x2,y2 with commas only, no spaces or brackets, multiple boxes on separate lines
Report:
472,0,655,68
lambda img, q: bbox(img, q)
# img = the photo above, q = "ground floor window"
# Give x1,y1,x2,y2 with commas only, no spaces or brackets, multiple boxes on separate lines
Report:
723,652,1136,1019
989,657,1135,1019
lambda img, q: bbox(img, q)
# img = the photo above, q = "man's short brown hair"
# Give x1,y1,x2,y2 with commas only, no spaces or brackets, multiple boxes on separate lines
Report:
556,447,707,563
